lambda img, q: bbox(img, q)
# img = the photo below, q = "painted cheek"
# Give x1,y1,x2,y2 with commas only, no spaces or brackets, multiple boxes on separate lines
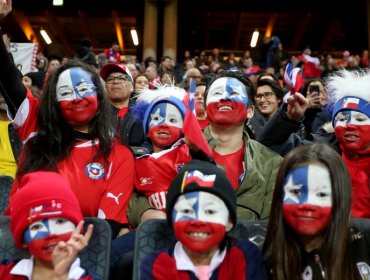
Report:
58,95,98,125
335,125,370,152
27,232,72,262
206,102,248,126
173,220,226,252
283,204,331,236
148,125,182,148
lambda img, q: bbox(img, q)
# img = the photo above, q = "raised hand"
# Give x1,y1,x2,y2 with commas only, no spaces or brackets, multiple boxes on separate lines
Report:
0,0,12,20
286,92,309,121
52,221,94,279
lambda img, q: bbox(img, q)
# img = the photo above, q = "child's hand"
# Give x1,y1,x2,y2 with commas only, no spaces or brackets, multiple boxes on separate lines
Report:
52,221,94,279
0,0,12,20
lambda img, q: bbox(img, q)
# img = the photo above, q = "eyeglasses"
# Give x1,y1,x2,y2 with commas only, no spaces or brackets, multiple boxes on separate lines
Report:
255,91,274,100
106,75,131,84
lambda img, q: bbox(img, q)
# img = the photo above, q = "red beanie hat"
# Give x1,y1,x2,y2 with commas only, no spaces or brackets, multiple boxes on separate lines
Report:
10,171,83,249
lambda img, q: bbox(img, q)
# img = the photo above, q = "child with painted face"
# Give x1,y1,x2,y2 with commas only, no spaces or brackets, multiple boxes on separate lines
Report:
263,143,370,280
133,85,194,212
327,69,370,218
141,160,269,280
0,171,98,280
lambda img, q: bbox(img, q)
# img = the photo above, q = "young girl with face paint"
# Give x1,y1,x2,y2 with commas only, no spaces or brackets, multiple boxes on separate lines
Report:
141,160,268,280
263,143,370,280
327,69,370,218
0,171,98,280
0,2,134,238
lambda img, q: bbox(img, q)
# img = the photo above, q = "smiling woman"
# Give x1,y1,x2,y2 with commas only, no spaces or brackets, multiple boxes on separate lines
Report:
0,1,135,243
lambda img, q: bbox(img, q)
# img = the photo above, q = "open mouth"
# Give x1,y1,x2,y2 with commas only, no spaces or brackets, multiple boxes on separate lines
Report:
217,105,232,111
344,133,359,142
187,232,211,239
157,131,170,136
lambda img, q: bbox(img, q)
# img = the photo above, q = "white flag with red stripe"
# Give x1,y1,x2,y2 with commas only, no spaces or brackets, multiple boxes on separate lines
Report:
10,42,38,75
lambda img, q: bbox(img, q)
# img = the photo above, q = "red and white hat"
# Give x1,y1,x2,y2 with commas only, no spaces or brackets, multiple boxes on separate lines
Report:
100,63,133,82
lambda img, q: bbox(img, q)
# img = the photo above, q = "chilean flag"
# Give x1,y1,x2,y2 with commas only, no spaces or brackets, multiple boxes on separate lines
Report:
182,79,213,158
283,63,304,94
341,97,360,109
183,170,216,189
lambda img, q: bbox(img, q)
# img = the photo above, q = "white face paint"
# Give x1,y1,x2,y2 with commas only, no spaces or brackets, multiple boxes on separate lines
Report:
149,103,184,129
173,192,229,226
334,110,370,127
56,68,97,102
206,77,248,106
283,165,332,207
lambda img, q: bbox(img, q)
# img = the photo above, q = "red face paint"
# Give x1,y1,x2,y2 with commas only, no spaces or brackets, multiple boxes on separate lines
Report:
27,232,72,262
283,204,332,237
206,101,248,127
335,124,370,153
173,220,226,252
58,95,98,127
148,124,182,149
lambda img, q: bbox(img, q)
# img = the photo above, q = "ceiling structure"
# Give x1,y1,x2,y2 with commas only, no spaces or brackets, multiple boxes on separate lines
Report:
1,0,368,61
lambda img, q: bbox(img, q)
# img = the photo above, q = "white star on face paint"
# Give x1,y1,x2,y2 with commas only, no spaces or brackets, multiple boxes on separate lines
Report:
174,195,198,222
149,108,164,126
229,83,246,101
283,175,303,203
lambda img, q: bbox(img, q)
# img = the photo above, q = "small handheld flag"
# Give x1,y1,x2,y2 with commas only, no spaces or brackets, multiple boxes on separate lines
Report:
284,63,304,94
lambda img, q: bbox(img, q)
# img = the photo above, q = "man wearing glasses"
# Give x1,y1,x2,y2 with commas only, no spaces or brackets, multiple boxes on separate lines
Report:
100,63,145,147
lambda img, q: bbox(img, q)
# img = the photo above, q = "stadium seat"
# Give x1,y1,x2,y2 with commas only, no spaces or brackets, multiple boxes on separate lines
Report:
0,175,14,214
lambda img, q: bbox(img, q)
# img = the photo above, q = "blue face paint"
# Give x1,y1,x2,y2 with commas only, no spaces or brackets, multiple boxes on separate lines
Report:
283,166,308,204
24,219,51,244
172,192,200,222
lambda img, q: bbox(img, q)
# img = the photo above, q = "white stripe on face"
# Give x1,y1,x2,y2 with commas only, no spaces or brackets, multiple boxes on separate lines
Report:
334,110,370,127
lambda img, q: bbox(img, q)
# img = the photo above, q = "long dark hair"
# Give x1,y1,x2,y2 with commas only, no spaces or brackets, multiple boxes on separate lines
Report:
17,60,114,178
262,143,358,280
